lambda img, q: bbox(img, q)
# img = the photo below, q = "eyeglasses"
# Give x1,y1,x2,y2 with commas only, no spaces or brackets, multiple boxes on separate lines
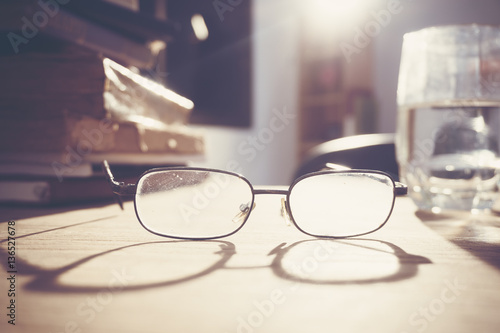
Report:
103,161,407,240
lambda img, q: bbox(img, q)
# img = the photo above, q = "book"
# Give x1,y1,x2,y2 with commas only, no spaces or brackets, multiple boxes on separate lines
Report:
65,0,179,43
0,175,133,205
0,151,204,170
0,47,202,155
0,112,204,154
0,0,161,68
0,37,108,120
0,161,94,178
0,155,199,181
0,159,192,205
0,113,115,152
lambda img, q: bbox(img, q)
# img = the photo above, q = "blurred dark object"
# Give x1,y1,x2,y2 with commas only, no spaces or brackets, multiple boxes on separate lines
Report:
294,133,398,181
166,0,252,127
433,108,498,155
0,0,252,128
0,0,205,205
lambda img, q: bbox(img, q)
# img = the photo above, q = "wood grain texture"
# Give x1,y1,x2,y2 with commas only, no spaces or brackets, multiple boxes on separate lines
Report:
1,196,499,333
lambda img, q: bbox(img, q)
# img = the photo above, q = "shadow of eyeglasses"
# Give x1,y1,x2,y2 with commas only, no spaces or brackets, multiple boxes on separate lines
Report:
8,238,431,293
267,238,432,285
2,207,431,293
21,240,235,293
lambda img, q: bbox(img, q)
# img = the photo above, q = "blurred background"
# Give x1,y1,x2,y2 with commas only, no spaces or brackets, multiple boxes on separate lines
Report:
2,0,500,206
199,0,500,185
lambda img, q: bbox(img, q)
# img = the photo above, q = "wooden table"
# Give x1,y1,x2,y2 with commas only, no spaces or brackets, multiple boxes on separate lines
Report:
1,195,500,333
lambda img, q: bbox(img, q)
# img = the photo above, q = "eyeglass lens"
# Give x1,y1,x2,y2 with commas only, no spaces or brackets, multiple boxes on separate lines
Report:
135,170,254,239
288,172,395,238
135,170,396,239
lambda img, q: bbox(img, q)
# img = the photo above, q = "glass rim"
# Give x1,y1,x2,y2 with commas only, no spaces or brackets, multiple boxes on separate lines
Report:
404,23,500,37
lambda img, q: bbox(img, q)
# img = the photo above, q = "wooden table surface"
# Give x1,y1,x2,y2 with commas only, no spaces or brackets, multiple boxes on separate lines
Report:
1,195,500,333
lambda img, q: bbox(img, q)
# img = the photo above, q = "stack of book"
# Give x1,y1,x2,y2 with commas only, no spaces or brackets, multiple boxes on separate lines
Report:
0,0,204,205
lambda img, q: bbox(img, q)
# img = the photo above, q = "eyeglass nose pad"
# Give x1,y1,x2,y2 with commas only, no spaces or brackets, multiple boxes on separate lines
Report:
232,202,256,224
280,198,292,226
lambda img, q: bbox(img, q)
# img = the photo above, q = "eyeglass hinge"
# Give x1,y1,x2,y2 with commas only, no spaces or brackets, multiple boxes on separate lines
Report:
102,160,138,210
110,182,136,195
395,182,408,196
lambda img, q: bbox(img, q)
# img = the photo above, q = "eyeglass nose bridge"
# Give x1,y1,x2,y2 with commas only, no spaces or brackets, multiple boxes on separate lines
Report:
252,188,293,227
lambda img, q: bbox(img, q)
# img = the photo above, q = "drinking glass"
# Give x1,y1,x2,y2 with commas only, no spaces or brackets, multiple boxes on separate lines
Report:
396,25,500,213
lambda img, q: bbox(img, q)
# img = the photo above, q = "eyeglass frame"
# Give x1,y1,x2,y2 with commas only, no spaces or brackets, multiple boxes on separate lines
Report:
102,160,408,240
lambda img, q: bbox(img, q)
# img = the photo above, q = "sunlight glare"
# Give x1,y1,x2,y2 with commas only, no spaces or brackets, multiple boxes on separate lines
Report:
302,0,371,35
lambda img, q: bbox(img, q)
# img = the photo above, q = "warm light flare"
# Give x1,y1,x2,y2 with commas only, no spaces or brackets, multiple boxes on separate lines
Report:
191,14,209,41
103,58,194,110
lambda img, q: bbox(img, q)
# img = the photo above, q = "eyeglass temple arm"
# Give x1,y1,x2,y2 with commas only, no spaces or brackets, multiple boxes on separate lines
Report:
102,160,137,210
324,163,408,196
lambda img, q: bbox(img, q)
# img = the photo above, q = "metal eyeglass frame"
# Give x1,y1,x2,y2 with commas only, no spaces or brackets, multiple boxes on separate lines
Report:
102,160,408,240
